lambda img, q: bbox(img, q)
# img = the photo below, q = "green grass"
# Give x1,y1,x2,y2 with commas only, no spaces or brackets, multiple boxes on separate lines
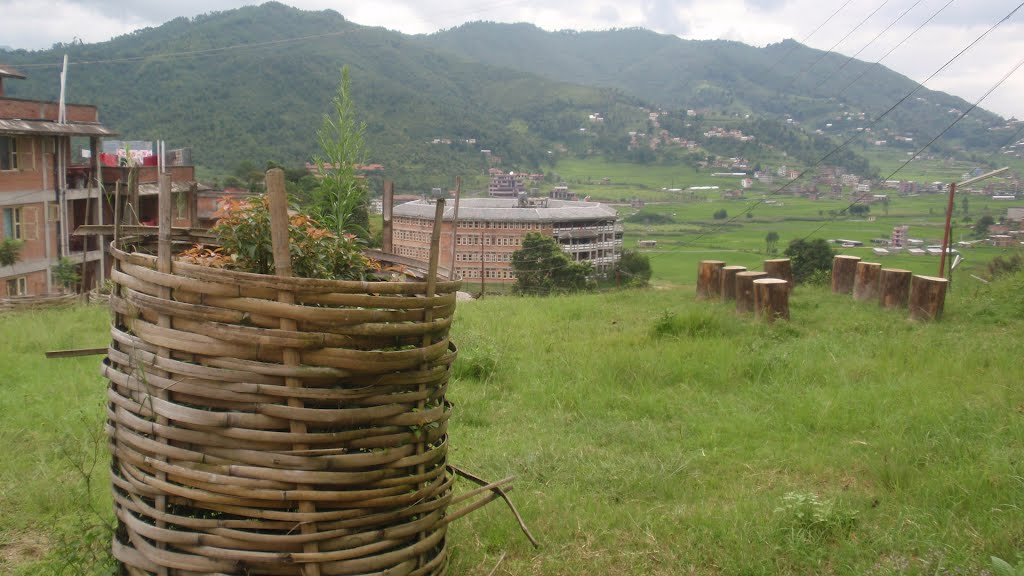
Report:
2,274,1024,574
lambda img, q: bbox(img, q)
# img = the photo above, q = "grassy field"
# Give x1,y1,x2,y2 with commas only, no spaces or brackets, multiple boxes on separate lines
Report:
2,271,1024,574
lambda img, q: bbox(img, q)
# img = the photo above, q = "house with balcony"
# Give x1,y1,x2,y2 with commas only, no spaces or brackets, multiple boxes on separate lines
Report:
1,67,204,296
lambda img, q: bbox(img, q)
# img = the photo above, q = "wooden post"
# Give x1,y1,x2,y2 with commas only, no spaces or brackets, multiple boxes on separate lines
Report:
152,172,173,575
754,278,790,322
720,265,747,301
382,180,394,254
697,260,726,299
188,182,199,228
449,176,461,280
852,261,882,302
909,274,948,321
128,165,140,225
417,198,445,569
831,255,861,294
763,258,793,284
735,271,768,314
266,169,322,576
878,268,912,309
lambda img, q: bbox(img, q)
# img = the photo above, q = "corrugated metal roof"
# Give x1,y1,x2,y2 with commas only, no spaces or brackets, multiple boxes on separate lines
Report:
393,198,619,222
0,118,118,137
0,66,27,79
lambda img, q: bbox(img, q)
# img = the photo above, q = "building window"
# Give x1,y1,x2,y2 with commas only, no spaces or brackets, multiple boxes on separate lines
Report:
0,136,16,170
3,207,23,240
5,277,27,296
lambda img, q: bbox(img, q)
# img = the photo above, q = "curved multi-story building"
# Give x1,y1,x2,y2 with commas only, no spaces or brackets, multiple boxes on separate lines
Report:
392,197,623,284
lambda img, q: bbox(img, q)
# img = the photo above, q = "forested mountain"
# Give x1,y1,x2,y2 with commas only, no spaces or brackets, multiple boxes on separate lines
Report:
420,23,1004,151
0,3,1004,186
0,3,643,187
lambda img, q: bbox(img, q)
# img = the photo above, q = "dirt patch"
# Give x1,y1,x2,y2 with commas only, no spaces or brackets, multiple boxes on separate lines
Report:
0,530,50,570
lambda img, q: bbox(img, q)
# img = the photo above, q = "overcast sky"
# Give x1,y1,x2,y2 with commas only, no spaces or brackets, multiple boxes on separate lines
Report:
0,0,1021,119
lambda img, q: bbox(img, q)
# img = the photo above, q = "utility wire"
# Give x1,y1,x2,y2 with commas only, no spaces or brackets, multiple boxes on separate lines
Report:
765,0,857,75
788,0,895,86
799,54,1024,242
813,0,927,90
647,0,1024,258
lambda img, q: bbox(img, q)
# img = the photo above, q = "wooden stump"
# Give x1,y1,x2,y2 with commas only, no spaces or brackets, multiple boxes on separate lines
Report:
878,268,912,309
720,266,747,301
831,255,861,294
735,271,768,314
909,275,948,321
754,278,790,322
852,261,882,301
763,258,793,285
697,260,727,299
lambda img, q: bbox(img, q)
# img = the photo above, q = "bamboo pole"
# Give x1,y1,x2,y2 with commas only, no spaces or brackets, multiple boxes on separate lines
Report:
449,177,462,281
416,198,446,569
266,168,321,576
152,171,172,576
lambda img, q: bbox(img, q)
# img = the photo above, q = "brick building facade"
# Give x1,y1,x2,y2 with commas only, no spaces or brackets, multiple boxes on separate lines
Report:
392,197,623,284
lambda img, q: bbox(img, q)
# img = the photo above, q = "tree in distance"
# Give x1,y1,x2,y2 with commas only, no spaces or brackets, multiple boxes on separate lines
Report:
765,231,780,255
713,208,728,220
973,215,995,237
849,204,870,217
614,250,652,287
511,233,594,295
783,238,835,284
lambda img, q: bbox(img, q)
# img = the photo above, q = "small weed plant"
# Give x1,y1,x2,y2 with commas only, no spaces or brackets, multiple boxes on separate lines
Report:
651,309,736,339
774,491,857,543
992,555,1024,576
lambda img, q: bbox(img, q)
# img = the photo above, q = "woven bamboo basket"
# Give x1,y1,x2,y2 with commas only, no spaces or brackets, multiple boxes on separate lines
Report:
103,225,472,575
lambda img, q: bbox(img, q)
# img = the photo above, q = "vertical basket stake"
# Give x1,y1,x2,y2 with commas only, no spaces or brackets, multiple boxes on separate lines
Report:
151,171,173,575
266,168,322,576
449,177,461,281
417,197,446,568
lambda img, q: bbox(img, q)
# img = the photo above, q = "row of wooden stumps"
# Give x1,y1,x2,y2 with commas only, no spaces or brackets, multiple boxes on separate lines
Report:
831,255,948,321
698,258,792,322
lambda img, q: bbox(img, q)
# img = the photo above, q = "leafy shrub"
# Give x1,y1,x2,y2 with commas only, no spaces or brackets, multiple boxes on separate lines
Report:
651,309,735,339
0,238,23,267
212,195,377,280
784,238,835,284
774,491,857,542
52,257,81,291
987,252,1023,280
713,208,728,220
614,250,652,287
625,211,675,224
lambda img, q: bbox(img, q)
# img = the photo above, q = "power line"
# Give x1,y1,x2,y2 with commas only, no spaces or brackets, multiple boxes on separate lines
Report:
813,0,927,91
799,54,1024,242
643,1,1023,262
788,0,895,86
765,0,857,75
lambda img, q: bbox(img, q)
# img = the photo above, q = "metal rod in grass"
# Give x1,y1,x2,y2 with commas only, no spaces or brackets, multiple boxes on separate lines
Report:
267,168,323,576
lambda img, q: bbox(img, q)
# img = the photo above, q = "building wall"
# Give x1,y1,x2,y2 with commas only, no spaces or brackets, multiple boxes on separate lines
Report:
391,213,622,284
0,99,98,123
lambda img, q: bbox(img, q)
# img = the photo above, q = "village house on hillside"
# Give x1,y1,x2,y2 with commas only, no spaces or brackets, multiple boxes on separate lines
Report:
392,197,623,284
1,67,204,297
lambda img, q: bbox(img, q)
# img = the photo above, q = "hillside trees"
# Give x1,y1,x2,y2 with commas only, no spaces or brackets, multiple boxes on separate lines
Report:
614,250,652,287
511,233,593,295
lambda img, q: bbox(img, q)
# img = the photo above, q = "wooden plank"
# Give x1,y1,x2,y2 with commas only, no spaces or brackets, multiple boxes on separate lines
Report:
45,347,108,359
74,225,211,237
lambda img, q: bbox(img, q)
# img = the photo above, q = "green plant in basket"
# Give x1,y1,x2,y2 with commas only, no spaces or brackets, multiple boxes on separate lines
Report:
211,195,378,280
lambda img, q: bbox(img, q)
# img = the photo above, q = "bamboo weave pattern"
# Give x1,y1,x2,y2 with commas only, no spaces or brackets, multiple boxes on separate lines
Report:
104,239,461,575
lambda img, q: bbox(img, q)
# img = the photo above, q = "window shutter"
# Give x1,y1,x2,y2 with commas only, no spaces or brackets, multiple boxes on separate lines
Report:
22,206,39,241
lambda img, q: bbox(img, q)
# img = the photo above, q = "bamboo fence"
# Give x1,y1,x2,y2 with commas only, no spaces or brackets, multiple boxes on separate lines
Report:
102,172,518,575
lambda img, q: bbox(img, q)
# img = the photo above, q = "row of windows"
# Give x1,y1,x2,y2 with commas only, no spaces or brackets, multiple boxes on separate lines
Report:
459,220,543,230
454,252,513,263
455,268,516,280
455,235,523,247
393,245,429,260
394,229,431,243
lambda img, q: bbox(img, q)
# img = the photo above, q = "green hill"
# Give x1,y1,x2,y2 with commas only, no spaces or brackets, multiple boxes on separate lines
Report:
420,23,1005,152
0,3,645,188
0,4,1004,186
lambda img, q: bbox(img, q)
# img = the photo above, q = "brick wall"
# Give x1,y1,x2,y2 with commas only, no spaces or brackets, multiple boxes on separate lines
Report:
0,98,98,122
